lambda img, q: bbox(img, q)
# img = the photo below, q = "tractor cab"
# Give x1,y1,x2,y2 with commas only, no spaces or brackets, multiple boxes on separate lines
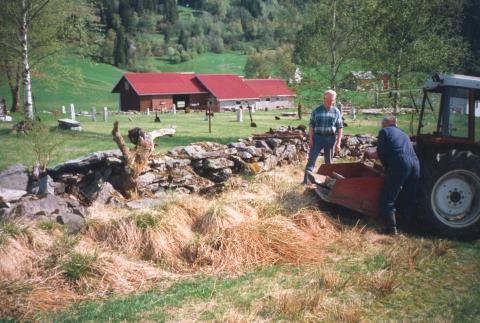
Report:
415,74,480,158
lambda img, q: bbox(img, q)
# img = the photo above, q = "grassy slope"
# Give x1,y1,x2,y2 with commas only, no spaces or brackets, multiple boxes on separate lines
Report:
47,230,480,322
146,53,247,75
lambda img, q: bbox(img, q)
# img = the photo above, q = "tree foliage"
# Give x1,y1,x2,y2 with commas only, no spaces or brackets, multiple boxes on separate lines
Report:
294,0,368,90
363,0,468,110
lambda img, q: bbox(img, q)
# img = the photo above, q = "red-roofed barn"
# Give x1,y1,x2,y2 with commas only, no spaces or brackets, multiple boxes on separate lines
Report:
195,74,259,112
112,72,295,112
112,72,209,112
244,79,296,110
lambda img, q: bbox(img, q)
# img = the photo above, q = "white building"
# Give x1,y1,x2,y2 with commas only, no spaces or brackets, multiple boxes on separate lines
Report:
244,79,296,110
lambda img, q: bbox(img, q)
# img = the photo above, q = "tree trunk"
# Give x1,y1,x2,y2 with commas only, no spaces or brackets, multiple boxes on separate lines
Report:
393,48,403,114
10,84,20,113
329,0,337,91
111,121,175,198
21,0,34,120
4,60,22,113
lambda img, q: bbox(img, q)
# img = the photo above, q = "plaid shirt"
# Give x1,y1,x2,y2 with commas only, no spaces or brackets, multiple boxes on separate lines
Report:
309,105,343,135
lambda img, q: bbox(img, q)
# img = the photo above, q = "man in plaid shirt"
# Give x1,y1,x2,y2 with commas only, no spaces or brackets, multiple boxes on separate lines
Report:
303,90,343,184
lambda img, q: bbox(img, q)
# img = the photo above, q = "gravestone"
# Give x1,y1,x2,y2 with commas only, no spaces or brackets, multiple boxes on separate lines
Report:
103,107,108,122
146,108,150,116
237,108,243,122
172,104,176,115
61,106,66,114
91,107,97,121
58,119,82,131
70,104,75,120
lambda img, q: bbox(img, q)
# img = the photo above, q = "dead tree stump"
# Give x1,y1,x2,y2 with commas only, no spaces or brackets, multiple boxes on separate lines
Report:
111,121,175,198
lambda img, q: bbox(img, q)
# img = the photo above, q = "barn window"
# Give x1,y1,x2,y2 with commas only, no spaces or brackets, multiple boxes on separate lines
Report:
266,98,271,101
236,101,241,104
124,81,129,91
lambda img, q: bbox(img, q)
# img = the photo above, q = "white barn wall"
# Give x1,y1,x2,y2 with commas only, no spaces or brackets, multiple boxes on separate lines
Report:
219,100,257,111
256,97,295,110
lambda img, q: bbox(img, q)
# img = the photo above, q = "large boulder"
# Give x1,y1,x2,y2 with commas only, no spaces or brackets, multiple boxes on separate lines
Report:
56,213,85,234
203,158,234,171
48,150,122,177
0,187,27,203
0,164,29,191
6,194,71,220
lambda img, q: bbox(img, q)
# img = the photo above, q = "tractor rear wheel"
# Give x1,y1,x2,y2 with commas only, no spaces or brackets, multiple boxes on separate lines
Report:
420,150,480,239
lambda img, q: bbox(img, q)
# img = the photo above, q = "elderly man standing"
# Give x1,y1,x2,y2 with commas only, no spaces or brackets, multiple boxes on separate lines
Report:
303,90,343,184
365,116,420,235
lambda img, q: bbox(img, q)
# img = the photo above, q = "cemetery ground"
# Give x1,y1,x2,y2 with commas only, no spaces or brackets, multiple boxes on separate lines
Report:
0,109,400,171
1,163,479,322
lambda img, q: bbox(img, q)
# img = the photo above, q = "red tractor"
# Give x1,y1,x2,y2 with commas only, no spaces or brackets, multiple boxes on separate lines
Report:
310,74,480,239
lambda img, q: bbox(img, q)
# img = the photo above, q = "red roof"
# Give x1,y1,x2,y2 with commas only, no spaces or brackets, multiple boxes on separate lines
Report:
196,74,259,101
244,79,296,97
112,72,208,95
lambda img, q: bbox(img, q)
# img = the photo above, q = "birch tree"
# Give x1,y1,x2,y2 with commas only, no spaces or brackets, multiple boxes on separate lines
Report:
294,0,369,91
0,0,70,120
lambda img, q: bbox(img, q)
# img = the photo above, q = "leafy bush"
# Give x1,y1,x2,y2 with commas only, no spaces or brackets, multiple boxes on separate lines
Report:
26,121,62,172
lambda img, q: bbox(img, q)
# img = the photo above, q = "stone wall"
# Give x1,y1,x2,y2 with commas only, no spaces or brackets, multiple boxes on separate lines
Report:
0,127,377,224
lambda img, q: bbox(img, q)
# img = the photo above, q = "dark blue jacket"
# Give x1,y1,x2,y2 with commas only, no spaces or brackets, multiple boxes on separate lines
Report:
377,125,419,170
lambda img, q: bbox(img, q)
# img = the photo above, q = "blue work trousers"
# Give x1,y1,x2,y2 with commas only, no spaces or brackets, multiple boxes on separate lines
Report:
303,134,336,184
379,160,420,222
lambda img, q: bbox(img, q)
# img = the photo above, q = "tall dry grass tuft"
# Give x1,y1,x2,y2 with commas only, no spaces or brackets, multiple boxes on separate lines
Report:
204,216,325,271
361,269,398,297
86,209,194,271
0,279,82,319
269,289,325,319
195,201,249,235
291,208,341,239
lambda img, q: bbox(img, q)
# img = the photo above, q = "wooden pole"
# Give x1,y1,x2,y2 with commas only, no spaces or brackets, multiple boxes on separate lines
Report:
208,105,212,133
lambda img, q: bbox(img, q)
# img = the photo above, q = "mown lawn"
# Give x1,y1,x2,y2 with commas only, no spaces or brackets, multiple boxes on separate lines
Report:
0,109,409,171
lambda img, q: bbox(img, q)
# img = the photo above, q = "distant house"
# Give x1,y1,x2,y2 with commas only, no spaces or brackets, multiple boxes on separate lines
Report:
244,79,296,110
112,72,295,112
341,71,390,91
111,72,209,112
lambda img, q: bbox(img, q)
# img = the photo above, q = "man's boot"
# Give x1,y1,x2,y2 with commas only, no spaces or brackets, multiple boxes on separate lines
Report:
383,212,398,235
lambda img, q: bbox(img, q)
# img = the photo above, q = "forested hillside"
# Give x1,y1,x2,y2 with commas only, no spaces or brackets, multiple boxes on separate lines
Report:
1,0,479,115
90,0,305,69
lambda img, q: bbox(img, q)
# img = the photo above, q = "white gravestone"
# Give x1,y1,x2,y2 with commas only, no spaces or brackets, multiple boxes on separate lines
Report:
237,108,243,122
61,106,66,114
146,108,150,116
103,107,108,122
91,107,97,121
70,104,75,121
172,104,176,115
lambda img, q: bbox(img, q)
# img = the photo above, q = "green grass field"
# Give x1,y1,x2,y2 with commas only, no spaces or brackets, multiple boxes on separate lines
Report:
0,109,406,171
145,52,248,75
0,52,247,115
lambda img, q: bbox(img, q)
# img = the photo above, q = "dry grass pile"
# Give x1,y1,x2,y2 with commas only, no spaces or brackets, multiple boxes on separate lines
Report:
196,215,330,271
1,164,357,319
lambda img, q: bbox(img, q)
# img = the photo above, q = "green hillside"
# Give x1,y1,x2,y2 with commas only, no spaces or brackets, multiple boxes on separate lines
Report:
146,52,247,75
0,52,247,113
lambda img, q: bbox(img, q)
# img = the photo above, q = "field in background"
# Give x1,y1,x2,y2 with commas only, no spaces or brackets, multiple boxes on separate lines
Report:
0,109,411,171
0,52,247,114
145,52,247,75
